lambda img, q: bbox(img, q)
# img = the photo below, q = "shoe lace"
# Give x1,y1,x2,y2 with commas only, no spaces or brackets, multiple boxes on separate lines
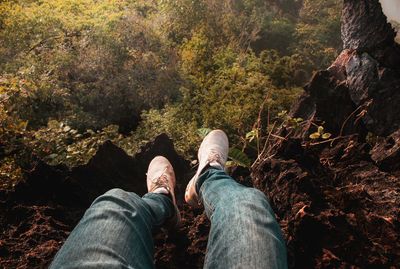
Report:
206,149,223,165
149,168,171,193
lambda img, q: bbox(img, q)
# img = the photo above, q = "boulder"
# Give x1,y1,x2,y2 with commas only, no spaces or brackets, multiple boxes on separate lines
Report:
254,0,400,267
341,0,396,51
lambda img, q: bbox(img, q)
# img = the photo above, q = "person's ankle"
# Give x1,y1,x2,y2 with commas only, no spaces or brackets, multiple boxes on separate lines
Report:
152,187,169,195
152,187,173,200
195,165,222,194
209,161,223,170
184,130,229,206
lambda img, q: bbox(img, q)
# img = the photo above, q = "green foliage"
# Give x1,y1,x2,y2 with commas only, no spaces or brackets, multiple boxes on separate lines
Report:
0,76,31,157
0,0,180,131
159,0,272,50
26,121,120,166
294,0,342,71
246,129,257,143
197,128,212,139
228,147,252,168
309,126,332,140
0,0,343,185
278,110,304,130
0,157,23,189
179,46,302,139
132,106,201,157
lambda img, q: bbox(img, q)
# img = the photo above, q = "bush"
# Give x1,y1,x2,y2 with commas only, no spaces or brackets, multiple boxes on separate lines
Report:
181,45,301,136
0,0,342,170
132,106,201,157
0,0,181,132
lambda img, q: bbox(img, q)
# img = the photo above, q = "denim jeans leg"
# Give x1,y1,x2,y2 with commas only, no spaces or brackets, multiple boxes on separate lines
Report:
50,188,174,269
198,168,288,269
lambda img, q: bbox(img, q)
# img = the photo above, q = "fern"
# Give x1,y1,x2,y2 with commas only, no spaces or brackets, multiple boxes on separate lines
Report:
228,147,251,168
197,128,212,139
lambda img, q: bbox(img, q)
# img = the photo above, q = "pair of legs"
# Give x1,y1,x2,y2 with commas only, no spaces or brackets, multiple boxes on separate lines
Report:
50,131,287,268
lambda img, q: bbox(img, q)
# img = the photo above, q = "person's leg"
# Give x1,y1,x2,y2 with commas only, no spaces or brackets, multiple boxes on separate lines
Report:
198,167,288,269
50,188,174,269
186,129,287,268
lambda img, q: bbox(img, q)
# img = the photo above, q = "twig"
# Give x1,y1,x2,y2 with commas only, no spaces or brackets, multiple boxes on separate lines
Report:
252,121,276,168
27,31,81,54
307,135,354,146
27,35,62,53
339,100,372,137
0,95,11,104
256,95,270,155
270,133,287,140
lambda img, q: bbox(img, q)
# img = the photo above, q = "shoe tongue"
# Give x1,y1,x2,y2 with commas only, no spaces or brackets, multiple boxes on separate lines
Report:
152,187,169,195
209,161,223,170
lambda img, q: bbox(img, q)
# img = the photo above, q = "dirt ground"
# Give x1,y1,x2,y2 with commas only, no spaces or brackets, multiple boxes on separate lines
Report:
1,132,399,268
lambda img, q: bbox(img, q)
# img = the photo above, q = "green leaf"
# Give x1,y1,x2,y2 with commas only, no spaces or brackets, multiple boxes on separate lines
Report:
318,126,324,134
197,128,212,138
278,110,288,118
228,147,251,168
309,132,320,139
225,160,235,168
296,118,304,123
18,121,28,131
322,133,332,139
245,130,257,142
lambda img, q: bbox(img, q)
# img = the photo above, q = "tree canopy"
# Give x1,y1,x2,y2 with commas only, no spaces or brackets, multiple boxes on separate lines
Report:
0,0,342,183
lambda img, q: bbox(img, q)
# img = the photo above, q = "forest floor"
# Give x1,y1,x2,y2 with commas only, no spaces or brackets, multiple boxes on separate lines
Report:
0,129,399,268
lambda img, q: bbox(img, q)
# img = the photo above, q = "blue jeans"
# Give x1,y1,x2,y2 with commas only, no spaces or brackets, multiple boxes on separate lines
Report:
50,168,287,269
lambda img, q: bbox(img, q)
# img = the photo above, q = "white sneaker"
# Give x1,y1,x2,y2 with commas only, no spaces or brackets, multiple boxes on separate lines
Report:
185,130,229,207
147,156,181,228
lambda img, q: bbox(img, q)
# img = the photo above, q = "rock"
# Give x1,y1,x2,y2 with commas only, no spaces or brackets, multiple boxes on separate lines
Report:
254,0,400,267
367,68,400,136
290,71,365,137
371,129,400,171
253,136,400,268
292,0,400,138
69,134,190,205
0,134,193,268
346,53,379,105
341,0,396,51
327,49,355,82
345,52,400,136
